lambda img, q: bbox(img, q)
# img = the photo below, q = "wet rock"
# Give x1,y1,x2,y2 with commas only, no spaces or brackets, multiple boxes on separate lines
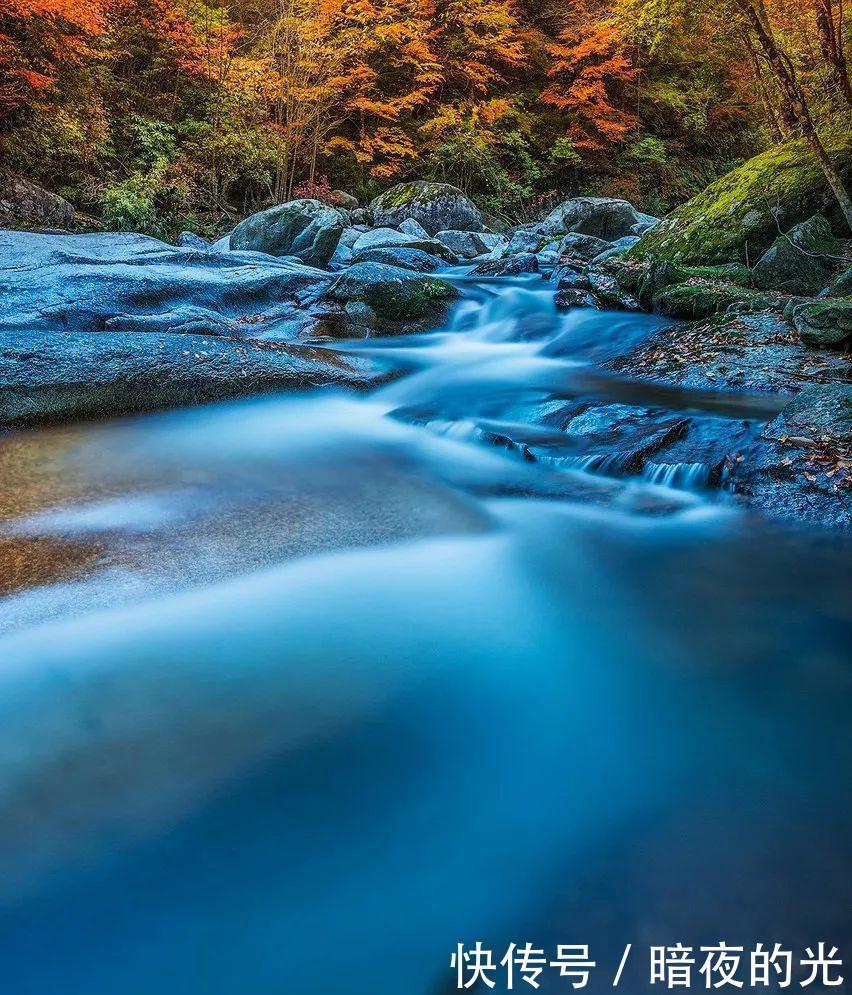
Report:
537,197,655,240
349,246,443,272
229,199,346,265
369,181,483,235
791,300,852,346
592,235,642,262
611,311,851,393
752,215,839,295
651,281,778,320
0,175,74,229
0,230,334,339
555,288,602,310
0,331,389,427
557,231,611,261
398,217,431,238
586,267,641,310
550,265,590,290
326,262,458,334
350,226,456,262
471,253,539,276
434,230,492,259
506,228,549,255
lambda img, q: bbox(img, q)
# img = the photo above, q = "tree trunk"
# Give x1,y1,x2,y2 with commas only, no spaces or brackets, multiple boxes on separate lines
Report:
814,0,852,106
736,0,852,231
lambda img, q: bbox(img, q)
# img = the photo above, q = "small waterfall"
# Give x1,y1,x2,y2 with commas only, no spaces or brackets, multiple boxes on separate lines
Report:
643,461,711,490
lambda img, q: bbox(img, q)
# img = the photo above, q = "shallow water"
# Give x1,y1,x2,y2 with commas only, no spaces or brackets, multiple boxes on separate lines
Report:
0,272,849,994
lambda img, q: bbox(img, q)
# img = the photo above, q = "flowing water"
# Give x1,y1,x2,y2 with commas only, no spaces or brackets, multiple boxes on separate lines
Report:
0,271,849,994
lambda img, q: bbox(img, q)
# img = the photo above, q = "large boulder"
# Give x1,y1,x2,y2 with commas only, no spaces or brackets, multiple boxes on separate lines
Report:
0,175,74,229
229,199,346,265
537,197,655,241
791,299,852,346
505,228,551,255
0,230,334,340
350,226,456,262
0,330,387,427
823,266,852,297
752,215,840,294
369,181,483,235
326,262,458,334
631,132,852,265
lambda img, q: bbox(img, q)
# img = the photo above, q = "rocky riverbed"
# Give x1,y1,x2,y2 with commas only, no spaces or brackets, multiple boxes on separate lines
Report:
2,156,851,532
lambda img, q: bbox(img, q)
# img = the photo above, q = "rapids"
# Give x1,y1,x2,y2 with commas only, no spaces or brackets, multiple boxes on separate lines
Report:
0,270,849,994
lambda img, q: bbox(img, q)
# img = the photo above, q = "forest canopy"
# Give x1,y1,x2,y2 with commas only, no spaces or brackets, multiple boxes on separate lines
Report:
1,0,850,235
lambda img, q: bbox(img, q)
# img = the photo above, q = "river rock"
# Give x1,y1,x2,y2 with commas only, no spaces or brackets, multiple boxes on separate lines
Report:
326,262,458,334
791,299,852,346
178,231,210,250
471,253,539,276
557,232,611,261
823,266,852,297
752,215,839,295
332,190,359,209
434,230,491,259
349,247,442,272
398,217,432,239
0,175,74,229
537,197,654,240
592,235,642,261
369,181,483,235
350,227,456,262
0,230,333,339
0,330,388,427
505,228,548,255
229,199,346,265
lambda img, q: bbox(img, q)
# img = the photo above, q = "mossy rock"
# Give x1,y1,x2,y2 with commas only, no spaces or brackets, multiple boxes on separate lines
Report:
328,262,459,332
369,181,483,235
651,281,778,320
630,131,852,265
791,299,852,346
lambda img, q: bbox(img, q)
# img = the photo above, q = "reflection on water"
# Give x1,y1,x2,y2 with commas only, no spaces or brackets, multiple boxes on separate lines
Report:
0,273,849,994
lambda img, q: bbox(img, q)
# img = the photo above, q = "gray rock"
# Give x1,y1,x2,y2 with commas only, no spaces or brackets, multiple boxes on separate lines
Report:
822,266,852,297
326,262,458,334
752,215,840,295
550,265,590,290
350,246,443,272
477,233,507,254
178,231,210,250
630,215,660,236
350,226,456,261
370,181,483,235
471,253,539,276
332,190,359,209
0,230,333,339
537,197,650,240
398,217,431,239
536,250,560,269
557,231,611,261
555,288,602,310
0,330,388,427
0,175,74,229
791,299,852,346
433,230,491,259
349,208,369,226
229,199,346,265
592,235,642,262
506,228,548,255
781,383,852,436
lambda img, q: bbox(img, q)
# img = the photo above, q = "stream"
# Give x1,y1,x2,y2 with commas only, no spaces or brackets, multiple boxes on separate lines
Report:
0,270,849,993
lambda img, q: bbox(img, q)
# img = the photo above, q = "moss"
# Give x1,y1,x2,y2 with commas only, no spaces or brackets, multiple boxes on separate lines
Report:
652,281,778,319
629,130,852,265
682,263,752,286
375,181,450,210
360,274,458,322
